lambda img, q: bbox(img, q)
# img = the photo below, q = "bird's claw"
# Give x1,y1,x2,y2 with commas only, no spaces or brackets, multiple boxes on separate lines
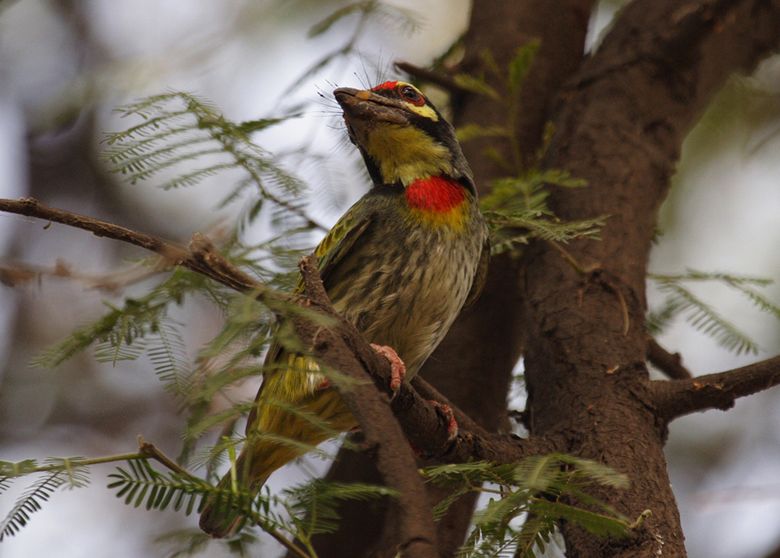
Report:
430,401,458,442
370,343,406,395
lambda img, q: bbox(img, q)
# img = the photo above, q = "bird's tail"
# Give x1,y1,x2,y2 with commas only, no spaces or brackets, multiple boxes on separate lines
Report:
199,388,356,537
198,452,272,538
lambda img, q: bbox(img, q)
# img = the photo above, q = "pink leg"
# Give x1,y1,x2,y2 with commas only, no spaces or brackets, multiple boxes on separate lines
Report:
370,343,406,393
430,401,459,442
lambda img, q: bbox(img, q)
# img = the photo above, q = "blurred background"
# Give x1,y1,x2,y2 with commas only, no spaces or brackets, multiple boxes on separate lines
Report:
0,1,778,557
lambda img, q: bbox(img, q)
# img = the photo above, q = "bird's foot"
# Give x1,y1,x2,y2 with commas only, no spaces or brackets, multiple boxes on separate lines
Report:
430,401,458,442
370,343,406,394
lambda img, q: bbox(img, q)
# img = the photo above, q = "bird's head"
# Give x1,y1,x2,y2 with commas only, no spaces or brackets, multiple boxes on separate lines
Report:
334,81,475,194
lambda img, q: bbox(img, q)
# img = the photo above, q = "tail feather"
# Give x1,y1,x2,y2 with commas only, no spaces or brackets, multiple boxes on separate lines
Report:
198,454,271,538
199,388,357,537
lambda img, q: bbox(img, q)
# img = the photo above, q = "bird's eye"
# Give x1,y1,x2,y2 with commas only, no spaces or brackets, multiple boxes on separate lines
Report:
399,85,425,106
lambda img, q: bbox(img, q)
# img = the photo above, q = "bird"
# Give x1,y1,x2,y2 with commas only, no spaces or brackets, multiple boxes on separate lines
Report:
199,80,489,537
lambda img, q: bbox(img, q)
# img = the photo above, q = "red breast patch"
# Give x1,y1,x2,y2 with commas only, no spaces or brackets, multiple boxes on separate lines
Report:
405,176,466,213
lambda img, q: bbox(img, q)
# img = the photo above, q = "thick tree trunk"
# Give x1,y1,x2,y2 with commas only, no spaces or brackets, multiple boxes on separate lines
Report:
522,1,780,556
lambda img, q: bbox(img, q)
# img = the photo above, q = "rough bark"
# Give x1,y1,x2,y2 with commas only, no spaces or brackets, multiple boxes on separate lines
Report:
521,1,780,556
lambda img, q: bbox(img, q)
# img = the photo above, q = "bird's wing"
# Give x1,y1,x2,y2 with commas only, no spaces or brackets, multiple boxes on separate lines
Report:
311,212,373,289
245,212,373,432
463,233,490,309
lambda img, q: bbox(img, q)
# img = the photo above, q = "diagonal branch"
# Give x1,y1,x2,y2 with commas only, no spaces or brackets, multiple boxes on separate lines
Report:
295,256,439,557
650,355,780,422
0,197,263,294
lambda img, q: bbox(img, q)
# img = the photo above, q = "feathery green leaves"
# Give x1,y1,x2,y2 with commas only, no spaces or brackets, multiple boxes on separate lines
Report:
284,479,397,540
0,473,68,541
108,459,214,515
481,171,604,255
0,458,90,542
105,91,317,233
649,269,780,354
424,455,633,558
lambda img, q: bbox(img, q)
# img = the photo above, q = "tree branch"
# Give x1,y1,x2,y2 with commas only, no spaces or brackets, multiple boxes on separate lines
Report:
646,337,693,380
0,196,559,465
0,197,263,294
650,355,780,422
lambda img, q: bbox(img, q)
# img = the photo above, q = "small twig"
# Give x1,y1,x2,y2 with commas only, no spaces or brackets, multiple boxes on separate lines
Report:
646,337,692,380
547,240,588,275
0,197,269,297
265,528,312,558
650,354,780,422
137,435,311,558
394,61,465,93
137,436,196,479
1,453,148,477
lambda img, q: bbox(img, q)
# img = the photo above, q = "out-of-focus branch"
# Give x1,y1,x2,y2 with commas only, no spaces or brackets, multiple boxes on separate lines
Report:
0,197,264,294
647,338,693,380
394,61,464,93
650,355,780,422
0,258,168,292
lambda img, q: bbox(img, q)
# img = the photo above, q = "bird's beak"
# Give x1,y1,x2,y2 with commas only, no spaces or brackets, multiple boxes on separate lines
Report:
334,87,409,126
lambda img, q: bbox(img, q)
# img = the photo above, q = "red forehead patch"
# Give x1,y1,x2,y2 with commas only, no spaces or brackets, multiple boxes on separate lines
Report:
371,81,398,91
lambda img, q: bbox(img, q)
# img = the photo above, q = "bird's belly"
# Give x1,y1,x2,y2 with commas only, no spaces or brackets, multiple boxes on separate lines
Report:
331,231,480,377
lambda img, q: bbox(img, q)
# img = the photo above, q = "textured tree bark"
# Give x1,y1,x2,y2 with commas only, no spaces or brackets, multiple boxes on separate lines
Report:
521,1,780,556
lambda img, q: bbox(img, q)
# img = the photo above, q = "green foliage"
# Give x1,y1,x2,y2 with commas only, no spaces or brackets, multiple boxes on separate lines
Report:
447,41,605,257
649,270,780,354
307,0,418,38
0,459,90,542
105,458,396,558
105,91,315,235
508,41,540,95
155,528,258,558
108,459,216,516
31,267,212,370
0,473,68,541
425,455,633,558
481,171,604,255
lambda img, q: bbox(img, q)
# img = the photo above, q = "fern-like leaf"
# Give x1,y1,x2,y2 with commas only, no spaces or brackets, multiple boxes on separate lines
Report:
661,283,758,354
649,269,779,350
425,456,630,557
0,473,66,541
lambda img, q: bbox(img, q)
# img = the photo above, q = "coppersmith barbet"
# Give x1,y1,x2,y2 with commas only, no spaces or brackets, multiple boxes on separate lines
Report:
199,80,489,537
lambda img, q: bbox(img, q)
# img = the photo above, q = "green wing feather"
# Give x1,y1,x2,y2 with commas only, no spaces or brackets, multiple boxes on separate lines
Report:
245,210,372,430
